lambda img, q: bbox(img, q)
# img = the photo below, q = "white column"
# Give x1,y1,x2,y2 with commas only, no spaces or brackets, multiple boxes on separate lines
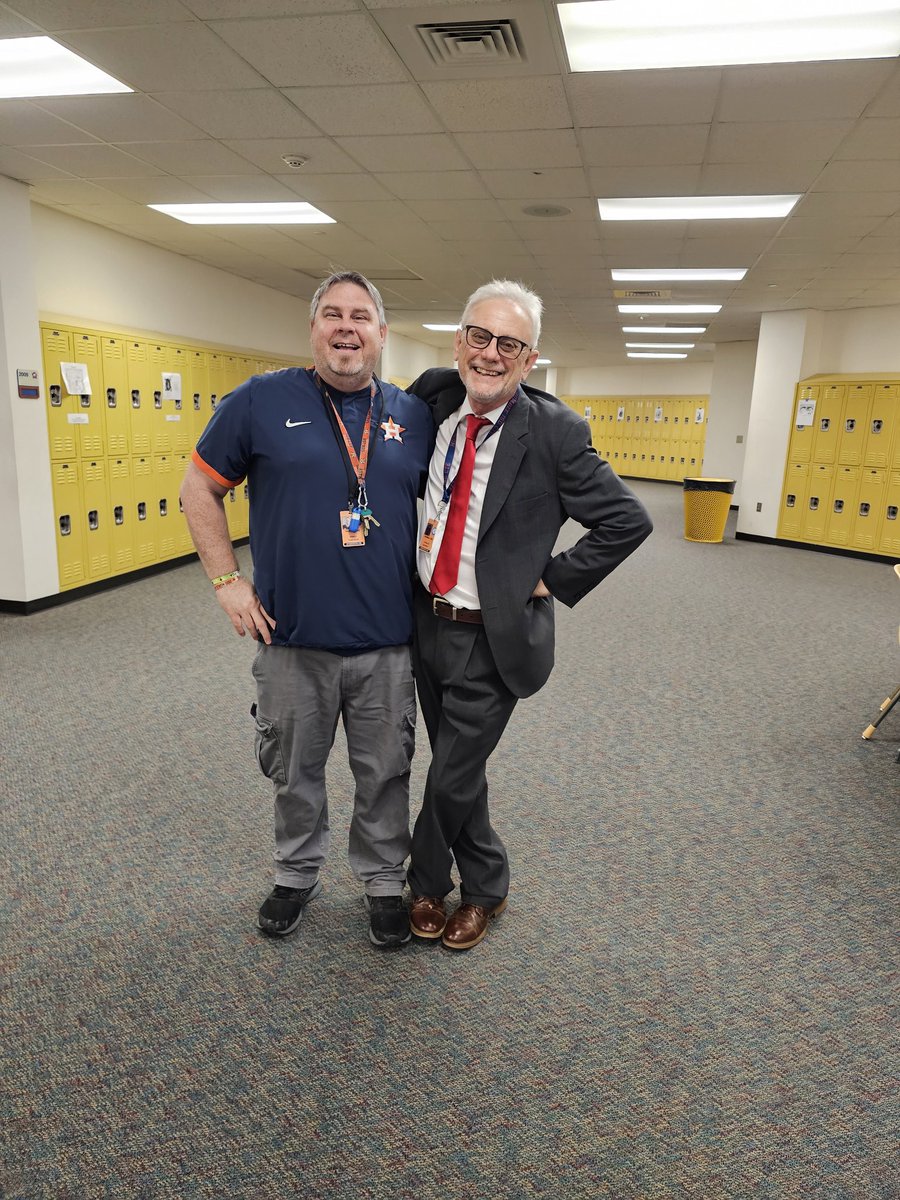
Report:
0,178,57,604
704,341,758,505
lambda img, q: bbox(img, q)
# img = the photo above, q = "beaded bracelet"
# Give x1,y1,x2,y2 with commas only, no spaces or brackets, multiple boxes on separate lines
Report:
211,570,241,590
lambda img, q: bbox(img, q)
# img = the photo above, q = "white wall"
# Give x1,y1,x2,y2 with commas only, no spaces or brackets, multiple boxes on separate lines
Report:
818,304,900,375
382,329,442,387
557,362,714,397
704,341,757,504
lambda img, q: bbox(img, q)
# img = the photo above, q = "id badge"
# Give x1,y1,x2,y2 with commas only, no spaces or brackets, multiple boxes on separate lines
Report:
419,518,437,553
340,510,365,547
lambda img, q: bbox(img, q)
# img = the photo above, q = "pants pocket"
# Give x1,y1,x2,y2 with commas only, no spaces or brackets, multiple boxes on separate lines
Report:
251,702,287,786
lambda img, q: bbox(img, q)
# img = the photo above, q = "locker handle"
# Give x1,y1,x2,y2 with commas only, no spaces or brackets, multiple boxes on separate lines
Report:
845,419,855,432
871,420,883,433
50,386,62,407
88,509,99,531
154,391,162,409
809,497,819,511
820,418,830,431
193,393,201,411
132,390,141,408
80,395,90,408
834,500,844,513
159,499,168,517
786,495,796,507
59,515,71,536
137,502,147,521
114,506,124,525
859,503,870,517
107,388,117,408
887,507,898,521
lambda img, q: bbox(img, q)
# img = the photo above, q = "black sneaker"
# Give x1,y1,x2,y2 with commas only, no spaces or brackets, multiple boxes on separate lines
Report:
257,880,323,937
364,894,411,949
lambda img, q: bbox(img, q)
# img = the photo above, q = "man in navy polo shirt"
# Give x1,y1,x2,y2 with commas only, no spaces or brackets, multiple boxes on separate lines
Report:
180,272,432,948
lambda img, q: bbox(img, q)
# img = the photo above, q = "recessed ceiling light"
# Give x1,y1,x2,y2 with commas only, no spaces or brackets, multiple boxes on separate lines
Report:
627,352,688,360
422,324,459,332
148,202,335,225
618,304,722,314
612,268,747,282
0,36,132,98
598,196,800,221
535,358,552,365
559,0,900,71
622,325,708,334
625,342,695,349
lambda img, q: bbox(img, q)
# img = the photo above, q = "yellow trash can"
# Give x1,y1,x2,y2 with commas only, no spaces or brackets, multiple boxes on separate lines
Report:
683,477,736,543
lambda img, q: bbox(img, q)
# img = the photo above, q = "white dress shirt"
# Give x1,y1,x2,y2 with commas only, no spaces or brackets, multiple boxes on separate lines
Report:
417,397,506,609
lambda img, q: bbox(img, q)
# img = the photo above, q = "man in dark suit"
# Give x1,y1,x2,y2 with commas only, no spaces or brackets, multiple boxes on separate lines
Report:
408,279,653,950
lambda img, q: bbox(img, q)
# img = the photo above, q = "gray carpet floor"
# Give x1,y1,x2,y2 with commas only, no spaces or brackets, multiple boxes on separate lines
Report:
1,479,897,1200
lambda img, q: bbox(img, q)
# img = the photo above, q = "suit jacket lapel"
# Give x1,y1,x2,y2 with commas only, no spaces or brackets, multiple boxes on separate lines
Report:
479,391,530,541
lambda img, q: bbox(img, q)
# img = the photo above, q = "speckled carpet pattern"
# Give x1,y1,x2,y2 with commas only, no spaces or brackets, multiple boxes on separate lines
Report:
1,480,898,1200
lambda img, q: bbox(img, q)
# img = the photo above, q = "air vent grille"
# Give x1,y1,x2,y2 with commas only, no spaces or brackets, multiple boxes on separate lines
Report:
416,19,525,65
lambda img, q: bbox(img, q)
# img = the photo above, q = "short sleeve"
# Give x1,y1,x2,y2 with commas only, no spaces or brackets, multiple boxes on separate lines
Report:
192,380,252,487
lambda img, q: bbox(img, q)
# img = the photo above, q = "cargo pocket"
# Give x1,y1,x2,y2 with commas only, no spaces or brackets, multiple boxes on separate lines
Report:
251,702,287,786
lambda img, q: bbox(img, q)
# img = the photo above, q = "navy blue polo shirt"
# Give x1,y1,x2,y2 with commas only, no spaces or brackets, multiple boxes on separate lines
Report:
193,367,433,653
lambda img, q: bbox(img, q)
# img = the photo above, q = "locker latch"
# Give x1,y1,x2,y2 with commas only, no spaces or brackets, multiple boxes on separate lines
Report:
88,510,99,531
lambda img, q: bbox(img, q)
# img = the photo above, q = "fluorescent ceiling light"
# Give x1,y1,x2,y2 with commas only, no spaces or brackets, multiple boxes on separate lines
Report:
612,268,746,282
149,202,334,225
598,196,800,221
625,342,695,349
618,304,722,314
559,0,900,72
628,352,688,360
622,325,707,334
0,36,132,98
422,324,459,332
536,358,552,365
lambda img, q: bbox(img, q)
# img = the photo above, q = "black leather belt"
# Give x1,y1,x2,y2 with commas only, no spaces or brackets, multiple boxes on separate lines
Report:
429,594,484,625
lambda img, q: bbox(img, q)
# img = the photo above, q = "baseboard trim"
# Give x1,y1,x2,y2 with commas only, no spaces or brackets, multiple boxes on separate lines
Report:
735,531,896,565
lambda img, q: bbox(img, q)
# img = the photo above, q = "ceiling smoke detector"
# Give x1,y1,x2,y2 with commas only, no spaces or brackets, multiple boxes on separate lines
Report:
281,155,308,169
522,204,572,218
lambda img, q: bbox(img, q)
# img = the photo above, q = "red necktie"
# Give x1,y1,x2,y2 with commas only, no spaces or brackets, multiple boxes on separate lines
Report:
430,415,491,596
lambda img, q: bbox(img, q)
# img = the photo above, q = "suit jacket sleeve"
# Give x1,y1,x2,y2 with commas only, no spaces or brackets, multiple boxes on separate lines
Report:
541,413,653,608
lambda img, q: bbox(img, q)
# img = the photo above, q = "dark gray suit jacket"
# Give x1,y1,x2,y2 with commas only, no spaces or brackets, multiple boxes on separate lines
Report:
411,368,653,699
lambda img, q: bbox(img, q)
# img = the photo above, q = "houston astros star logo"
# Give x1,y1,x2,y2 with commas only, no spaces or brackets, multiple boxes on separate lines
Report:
381,415,405,443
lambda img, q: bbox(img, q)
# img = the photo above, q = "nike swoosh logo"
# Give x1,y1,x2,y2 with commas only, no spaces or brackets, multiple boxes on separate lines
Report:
285,419,311,428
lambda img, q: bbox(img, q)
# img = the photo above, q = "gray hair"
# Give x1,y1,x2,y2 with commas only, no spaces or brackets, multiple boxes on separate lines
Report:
310,271,386,327
460,279,542,348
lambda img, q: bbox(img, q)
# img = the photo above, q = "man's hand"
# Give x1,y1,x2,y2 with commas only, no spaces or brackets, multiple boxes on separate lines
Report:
216,577,276,643
531,578,551,598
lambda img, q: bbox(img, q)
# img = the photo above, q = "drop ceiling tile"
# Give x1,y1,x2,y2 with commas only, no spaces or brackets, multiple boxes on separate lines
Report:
179,175,303,202
274,172,396,203
155,89,319,140
833,118,900,161
698,162,823,193
0,7,41,35
718,60,895,121
568,69,721,127
117,140,259,175
373,171,488,200
813,160,900,191
334,134,469,173
284,84,441,136
794,191,900,218
93,176,217,203
209,14,408,87
223,137,361,174
581,125,709,168
480,168,588,199
0,145,72,180
35,94,204,143
454,129,581,171
58,23,266,91
0,100,100,146
9,0,194,26
25,142,165,177
588,165,702,196
707,121,852,164
30,179,123,204
404,197,506,222
498,197,596,221
427,220,523,243
186,0,357,14
421,78,570,132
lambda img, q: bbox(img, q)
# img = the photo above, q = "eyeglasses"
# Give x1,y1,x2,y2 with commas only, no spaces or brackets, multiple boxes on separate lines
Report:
463,325,531,360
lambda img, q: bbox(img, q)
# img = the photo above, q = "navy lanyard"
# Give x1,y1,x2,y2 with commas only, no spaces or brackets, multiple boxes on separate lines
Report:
312,369,383,508
439,391,518,504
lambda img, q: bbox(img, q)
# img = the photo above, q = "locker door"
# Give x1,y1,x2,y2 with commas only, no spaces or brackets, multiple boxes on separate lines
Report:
101,337,130,457
851,468,886,551
208,353,226,417
167,345,193,453
43,327,78,460
108,457,136,575
154,454,179,560
127,341,153,456
811,384,844,464
863,384,899,469
779,462,809,540
51,459,87,590
879,471,900,557
837,384,872,466
189,350,209,446
787,384,818,464
801,464,834,542
71,332,105,460
131,455,158,566
81,458,112,580
148,343,173,455
174,453,195,555
826,466,860,546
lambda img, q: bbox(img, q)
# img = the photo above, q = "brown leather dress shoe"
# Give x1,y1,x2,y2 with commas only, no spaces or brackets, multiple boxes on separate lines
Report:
441,897,508,950
409,895,447,939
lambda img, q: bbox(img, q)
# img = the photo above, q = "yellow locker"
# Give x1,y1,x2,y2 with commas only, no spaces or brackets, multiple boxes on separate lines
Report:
188,350,209,446
108,457,136,576
837,384,872,466
132,455,158,566
148,342,173,455
880,471,900,556
208,352,226,415
100,337,131,457
153,454,180,560
127,340,154,457
166,345,194,454
788,384,818,463
81,458,112,581
71,332,105,460
801,464,834,542
43,327,78,461
779,462,809,540
173,453,195,555
826,466,860,546
51,459,87,590
852,468,886,551
863,384,899,469
810,384,844,464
